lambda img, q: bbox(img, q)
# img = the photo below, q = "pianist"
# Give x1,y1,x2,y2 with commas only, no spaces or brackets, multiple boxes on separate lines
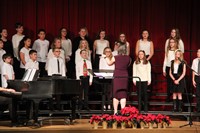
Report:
0,87,15,118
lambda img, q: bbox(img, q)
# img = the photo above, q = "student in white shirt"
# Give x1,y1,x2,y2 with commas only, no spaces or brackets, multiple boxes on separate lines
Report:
99,47,115,70
76,49,93,110
0,39,6,86
114,33,130,56
59,27,72,78
163,38,178,102
1,54,15,88
192,49,200,112
12,22,24,79
46,37,65,71
99,47,114,110
135,30,154,61
32,29,49,77
47,47,66,76
133,50,151,112
25,50,39,70
18,36,31,79
165,28,184,53
93,30,109,69
75,39,91,65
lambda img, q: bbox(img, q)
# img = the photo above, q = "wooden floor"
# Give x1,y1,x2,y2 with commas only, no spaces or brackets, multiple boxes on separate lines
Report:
0,119,200,133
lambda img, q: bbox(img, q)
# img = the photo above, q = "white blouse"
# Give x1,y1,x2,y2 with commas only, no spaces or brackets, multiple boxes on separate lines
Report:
20,47,31,68
163,50,175,72
139,39,151,55
133,61,151,82
99,56,115,70
95,40,109,55
61,39,72,58
173,63,179,74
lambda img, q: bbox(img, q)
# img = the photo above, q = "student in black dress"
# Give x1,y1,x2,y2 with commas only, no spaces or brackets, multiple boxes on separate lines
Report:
169,49,186,112
0,28,14,57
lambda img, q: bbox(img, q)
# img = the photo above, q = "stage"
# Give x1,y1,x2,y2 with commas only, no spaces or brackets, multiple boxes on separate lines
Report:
0,119,200,133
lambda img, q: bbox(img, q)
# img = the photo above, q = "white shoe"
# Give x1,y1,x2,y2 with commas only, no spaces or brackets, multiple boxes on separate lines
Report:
107,105,111,110
3,110,9,113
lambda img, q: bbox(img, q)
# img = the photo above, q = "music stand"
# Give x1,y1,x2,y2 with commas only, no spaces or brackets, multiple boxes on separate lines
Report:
89,69,142,113
88,69,113,114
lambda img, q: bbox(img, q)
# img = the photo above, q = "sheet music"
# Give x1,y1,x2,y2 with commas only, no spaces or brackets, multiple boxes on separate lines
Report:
22,69,32,81
94,72,113,78
28,69,37,81
22,69,38,81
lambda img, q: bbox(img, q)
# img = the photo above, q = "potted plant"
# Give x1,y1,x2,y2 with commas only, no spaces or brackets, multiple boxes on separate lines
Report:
155,114,164,128
137,114,146,129
162,115,171,128
90,115,101,129
128,114,138,129
101,114,110,129
121,106,139,116
145,114,156,129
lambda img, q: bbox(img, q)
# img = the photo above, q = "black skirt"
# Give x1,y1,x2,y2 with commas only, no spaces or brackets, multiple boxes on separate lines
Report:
171,74,186,93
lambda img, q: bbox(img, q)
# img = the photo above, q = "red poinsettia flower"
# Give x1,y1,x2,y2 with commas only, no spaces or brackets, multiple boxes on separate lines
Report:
121,106,139,116
90,115,101,124
144,114,157,124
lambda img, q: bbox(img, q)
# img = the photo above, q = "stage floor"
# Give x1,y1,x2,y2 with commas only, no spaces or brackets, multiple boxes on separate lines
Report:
0,119,200,133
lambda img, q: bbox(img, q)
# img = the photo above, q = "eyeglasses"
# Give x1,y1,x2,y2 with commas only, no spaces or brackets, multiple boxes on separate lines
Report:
55,51,61,52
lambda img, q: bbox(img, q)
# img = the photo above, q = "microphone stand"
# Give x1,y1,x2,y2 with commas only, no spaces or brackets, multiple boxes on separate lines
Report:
179,59,198,128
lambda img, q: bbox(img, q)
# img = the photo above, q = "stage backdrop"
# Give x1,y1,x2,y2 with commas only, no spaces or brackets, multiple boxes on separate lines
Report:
0,0,199,104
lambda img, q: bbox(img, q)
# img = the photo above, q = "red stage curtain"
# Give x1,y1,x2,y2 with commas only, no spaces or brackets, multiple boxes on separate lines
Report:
0,0,199,100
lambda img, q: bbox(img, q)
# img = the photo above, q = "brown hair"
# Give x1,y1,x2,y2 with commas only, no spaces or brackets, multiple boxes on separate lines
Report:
166,38,178,56
170,28,181,40
51,37,62,49
135,50,148,64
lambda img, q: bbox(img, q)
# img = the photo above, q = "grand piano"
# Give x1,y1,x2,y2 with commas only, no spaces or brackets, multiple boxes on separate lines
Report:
7,76,81,126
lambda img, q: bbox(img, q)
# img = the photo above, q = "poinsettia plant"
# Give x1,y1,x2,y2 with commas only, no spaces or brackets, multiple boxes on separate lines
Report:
136,114,146,124
128,114,138,124
90,115,101,124
162,115,171,125
121,106,139,116
155,114,164,124
118,116,129,124
144,114,156,124
101,114,110,121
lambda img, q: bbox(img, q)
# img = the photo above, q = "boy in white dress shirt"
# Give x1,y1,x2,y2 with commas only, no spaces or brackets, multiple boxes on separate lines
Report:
47,47,66,76
1,54,15,88
25,50,39,70
76,49,93,110
192,49,200,112
0,39,6,86
32,29,49,77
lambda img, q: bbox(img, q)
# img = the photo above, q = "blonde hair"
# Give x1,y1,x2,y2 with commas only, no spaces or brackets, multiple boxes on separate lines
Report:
79,39,90,50
175,49,184,60
103,47,113,60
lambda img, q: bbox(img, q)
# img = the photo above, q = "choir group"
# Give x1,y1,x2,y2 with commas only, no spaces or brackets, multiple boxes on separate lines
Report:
0,22,200,115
